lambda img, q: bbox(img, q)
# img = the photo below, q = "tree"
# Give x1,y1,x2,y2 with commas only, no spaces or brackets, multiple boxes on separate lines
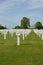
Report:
42,26,43,29
35,21,42,29
0,25,7,29
21,17,30,29
15,26,20,29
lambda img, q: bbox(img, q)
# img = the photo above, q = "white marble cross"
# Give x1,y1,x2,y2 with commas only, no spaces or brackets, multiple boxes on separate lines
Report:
0,30,8,40
16,32,20,46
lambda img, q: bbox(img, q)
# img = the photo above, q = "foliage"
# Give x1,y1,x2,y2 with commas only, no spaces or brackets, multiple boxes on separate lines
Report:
42,26,43,29
35,21,42,29
21,17,30,29
15,25,20,29
0,25,7,29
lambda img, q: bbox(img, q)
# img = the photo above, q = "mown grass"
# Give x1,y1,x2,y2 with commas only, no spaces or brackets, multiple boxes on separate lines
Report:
0,31,43,65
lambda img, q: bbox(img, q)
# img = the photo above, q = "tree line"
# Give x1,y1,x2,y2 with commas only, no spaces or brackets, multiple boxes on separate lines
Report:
0,17,43,29
0,25,7,29
15,17,43,29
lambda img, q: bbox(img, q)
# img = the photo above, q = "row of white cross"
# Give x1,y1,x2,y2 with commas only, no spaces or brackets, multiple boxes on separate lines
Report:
33,29,43,40
0,29,43,45
0,29,31,45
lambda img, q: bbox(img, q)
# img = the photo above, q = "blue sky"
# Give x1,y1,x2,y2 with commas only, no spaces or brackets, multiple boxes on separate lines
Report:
0,0,43,28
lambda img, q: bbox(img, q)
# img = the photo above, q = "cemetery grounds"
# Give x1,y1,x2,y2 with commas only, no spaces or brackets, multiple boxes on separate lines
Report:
0,30,43,65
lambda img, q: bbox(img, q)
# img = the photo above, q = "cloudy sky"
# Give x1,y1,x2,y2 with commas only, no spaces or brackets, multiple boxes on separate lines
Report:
0,0,43,28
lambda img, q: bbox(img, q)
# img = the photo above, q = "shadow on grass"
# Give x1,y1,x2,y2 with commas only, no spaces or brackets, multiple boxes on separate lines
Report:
21,43,32,46
0,43,4,46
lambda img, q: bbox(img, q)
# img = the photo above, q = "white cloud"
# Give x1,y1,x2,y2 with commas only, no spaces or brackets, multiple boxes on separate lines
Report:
0,0,26,13
25,0,43,10
0,0,43,14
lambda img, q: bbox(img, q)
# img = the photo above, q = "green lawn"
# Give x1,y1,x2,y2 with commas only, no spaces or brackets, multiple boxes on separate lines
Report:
0,31,43,65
